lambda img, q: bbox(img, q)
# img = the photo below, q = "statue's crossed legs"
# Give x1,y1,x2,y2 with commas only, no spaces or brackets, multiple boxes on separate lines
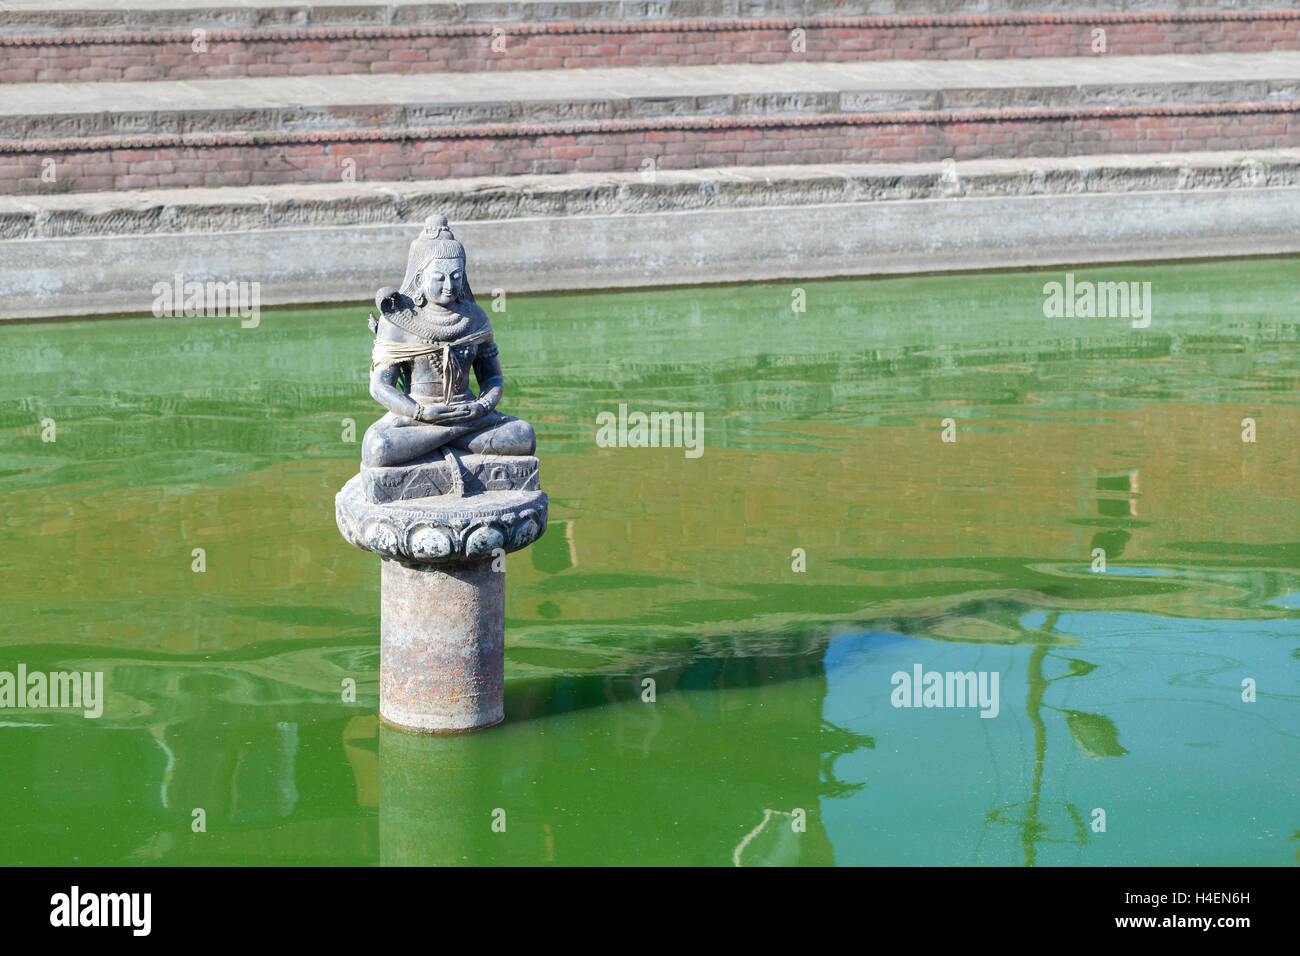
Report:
362,410,536,468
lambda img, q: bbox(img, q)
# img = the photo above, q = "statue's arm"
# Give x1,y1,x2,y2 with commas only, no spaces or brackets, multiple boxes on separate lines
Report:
370,362,425,421
472,343,504,415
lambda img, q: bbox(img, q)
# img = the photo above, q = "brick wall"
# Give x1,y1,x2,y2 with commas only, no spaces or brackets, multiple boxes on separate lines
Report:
3,14,1298,83
4,106,1294,193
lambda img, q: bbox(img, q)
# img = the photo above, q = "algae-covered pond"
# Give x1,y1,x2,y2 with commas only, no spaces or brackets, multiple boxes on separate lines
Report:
1,258,1296,865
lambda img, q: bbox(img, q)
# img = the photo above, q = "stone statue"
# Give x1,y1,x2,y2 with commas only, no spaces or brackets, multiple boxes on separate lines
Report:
361,215,536,469
335,214,549,731
343,215,544,507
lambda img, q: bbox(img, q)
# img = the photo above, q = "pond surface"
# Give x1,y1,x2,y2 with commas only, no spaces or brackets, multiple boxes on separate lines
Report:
0,258,1296,865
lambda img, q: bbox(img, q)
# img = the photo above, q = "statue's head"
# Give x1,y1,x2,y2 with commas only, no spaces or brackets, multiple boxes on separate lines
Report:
400,215,472,309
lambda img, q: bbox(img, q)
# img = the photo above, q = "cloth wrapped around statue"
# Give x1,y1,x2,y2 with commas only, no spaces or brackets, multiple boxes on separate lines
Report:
370,329,494,404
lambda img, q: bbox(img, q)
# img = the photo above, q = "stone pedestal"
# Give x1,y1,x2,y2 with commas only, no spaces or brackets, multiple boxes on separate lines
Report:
336,472,547,733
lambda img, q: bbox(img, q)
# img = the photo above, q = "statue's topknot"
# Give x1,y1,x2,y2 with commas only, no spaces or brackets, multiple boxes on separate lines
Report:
421,214,454,240
402,214,467,293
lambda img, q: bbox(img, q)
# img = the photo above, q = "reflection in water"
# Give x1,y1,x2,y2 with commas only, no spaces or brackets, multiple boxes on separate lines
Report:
231,721,300,823
982,615,1120,867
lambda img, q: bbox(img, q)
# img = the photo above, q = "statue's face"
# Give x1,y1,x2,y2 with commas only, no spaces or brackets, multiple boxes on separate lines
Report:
416,257,467,308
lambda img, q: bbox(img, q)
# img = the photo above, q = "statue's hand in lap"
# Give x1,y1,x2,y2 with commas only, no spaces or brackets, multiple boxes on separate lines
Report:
416,404,480,425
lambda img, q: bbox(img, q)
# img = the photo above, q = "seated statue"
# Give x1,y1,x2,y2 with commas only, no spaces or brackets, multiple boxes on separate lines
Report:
361,216,536,478
334,217,550,733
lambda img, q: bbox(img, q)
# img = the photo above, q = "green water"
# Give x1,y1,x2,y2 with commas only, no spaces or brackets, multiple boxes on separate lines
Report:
1,259,1296,866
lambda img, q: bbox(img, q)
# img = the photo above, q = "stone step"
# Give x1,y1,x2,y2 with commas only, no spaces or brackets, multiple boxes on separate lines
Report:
6,52,1300,141
1,149,1295,320
4,150,1294,239
2,1,1295,81
2,53,1297,192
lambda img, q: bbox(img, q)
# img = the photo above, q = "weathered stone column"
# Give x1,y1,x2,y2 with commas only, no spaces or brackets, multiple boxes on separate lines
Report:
337,475,547,732
381,558,504,731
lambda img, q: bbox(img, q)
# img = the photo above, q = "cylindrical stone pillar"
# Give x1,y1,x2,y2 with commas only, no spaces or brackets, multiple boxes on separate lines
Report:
336,472,547,734
380,557,505,732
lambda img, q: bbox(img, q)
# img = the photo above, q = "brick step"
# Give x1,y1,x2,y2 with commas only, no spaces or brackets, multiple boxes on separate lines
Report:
6,53,1300,141
3,54,1297,193
2,1,1296,81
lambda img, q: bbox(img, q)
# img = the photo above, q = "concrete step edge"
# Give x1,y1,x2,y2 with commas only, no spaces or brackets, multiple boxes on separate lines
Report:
2,148,1294,240
6,81,1300,141
7,51,1300,140
4,100,1296,156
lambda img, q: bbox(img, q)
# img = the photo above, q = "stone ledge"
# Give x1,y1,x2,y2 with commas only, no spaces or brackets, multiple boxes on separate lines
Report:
5,82,1298,143
2,150,1296,241
6,52,1300,140
3,155,1297,320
